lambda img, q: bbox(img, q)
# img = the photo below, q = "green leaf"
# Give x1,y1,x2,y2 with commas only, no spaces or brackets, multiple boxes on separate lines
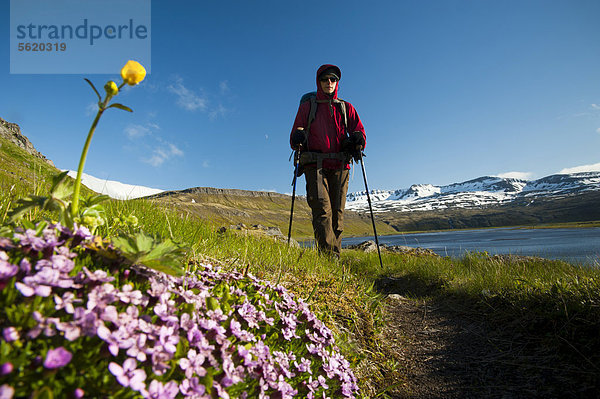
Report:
108,103,133,112
50,171,73,201
86,194,110,207
84,78,102,102
8,195,47,223
111,232,186,275
134,232,154,253
112,235,138,257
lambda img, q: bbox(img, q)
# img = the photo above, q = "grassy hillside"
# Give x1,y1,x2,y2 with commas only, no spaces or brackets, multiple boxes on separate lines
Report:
0,135,58,193
2,126,600,397
151,187,398,240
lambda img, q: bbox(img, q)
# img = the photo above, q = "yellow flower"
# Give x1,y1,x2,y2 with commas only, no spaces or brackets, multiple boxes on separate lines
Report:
104,81,119,96
120,60,146,86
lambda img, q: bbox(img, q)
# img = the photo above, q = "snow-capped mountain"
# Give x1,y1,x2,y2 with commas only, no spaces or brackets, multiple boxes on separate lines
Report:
346,172,600,213
66,171,164,200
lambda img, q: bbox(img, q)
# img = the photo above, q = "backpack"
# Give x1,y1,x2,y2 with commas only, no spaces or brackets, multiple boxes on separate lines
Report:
296,92,353,175
300,92,348,135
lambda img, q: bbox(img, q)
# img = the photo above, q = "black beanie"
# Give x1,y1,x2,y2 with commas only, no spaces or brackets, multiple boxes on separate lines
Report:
319,67,341,81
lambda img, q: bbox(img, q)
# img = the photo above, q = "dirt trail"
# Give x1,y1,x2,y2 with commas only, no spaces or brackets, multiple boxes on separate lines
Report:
375,290,589,399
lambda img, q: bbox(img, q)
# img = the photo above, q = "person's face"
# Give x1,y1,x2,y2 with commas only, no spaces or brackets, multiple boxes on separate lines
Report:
319,75,338,95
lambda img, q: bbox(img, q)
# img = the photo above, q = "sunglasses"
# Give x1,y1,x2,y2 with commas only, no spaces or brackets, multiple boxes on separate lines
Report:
319,76,338,83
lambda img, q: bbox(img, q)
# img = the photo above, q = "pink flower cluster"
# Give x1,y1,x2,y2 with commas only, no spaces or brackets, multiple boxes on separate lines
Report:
0,224,358,398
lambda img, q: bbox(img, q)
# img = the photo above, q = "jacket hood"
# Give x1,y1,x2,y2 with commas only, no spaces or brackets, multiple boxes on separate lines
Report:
316,64,341,100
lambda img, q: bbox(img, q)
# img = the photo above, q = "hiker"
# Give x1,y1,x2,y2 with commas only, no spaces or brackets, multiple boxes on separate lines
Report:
290,64,366,256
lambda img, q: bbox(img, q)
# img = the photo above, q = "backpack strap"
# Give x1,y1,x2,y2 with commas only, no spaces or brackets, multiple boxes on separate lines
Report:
307,98,348,133
306,96,318,137
334,99,348,131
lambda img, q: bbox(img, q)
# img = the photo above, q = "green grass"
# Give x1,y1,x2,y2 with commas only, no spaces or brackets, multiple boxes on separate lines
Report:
3,133,600,396
98,196,600,395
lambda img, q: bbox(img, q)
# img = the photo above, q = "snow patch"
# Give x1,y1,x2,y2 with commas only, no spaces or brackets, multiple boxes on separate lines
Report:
346,172,600,213
65,171,164,200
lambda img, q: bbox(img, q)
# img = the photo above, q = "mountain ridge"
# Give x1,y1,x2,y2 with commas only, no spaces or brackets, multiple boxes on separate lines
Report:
347,172,600,213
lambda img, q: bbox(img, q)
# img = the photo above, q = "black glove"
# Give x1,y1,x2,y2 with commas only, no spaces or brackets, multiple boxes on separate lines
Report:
351,131,365,150
341,136,354,153
291,129,307,149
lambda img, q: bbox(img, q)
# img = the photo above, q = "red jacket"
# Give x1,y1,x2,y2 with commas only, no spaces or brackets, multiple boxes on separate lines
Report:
290,64,366,169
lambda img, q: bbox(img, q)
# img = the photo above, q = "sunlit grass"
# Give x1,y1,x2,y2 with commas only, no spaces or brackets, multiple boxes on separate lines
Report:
3,131,600,395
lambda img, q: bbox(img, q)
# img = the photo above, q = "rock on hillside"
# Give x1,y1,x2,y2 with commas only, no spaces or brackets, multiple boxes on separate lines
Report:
0,117,54,166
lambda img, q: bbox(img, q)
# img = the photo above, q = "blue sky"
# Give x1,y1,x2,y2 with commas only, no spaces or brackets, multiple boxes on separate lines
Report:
2,0,600,195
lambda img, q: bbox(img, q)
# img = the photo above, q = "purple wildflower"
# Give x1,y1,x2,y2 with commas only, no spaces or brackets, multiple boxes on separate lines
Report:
0,252,18,281
73,224,92,242
27,311,58,338
229,319,255,342
2,327,19,342
0,363,13,376
19,258,31,273
117,284,145,305
43,347,72,369
150,350,172,376
79,267,114,284
158,325,179,354
126,332,149,362
14,229,46,252
297,359,313,376
73,388,85,398
109,358,146,392
15,280,51,297
73,307,101,336
55,320,81,341
0,384,14,399
97,324,135,356
179,377,206,396
238,301,260,328
54,291,79,314
179,349,207,379
237,345,257,368
0,237,14,250
86,283,118,310
154,295,178,324
36,254,74,274
147,380,179,399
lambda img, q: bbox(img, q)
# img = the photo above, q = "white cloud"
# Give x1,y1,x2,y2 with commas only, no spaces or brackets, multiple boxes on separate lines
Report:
559,162,600,174
167,143,184,157
596,128,600,134
143,143,184,167
591,104,600,111
125,124,152,139
495,171,534,180
167,77,207,111
209,104,228,120
85,102,98,116
265,134,269,140
147,122,161,131
219,80,230,94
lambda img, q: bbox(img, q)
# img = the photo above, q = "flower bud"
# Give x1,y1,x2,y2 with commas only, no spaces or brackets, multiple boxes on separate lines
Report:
104,81,119,96
0,362,13,375
120,60,146,86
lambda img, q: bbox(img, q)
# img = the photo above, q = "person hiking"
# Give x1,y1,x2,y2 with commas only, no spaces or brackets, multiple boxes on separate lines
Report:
289,64,366,257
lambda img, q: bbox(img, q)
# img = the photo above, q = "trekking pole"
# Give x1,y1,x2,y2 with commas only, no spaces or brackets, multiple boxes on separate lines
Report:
358,152,383,268
287,150,299,245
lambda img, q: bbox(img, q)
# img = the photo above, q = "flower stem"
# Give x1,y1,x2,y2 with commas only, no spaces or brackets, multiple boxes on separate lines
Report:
71,103,106,218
